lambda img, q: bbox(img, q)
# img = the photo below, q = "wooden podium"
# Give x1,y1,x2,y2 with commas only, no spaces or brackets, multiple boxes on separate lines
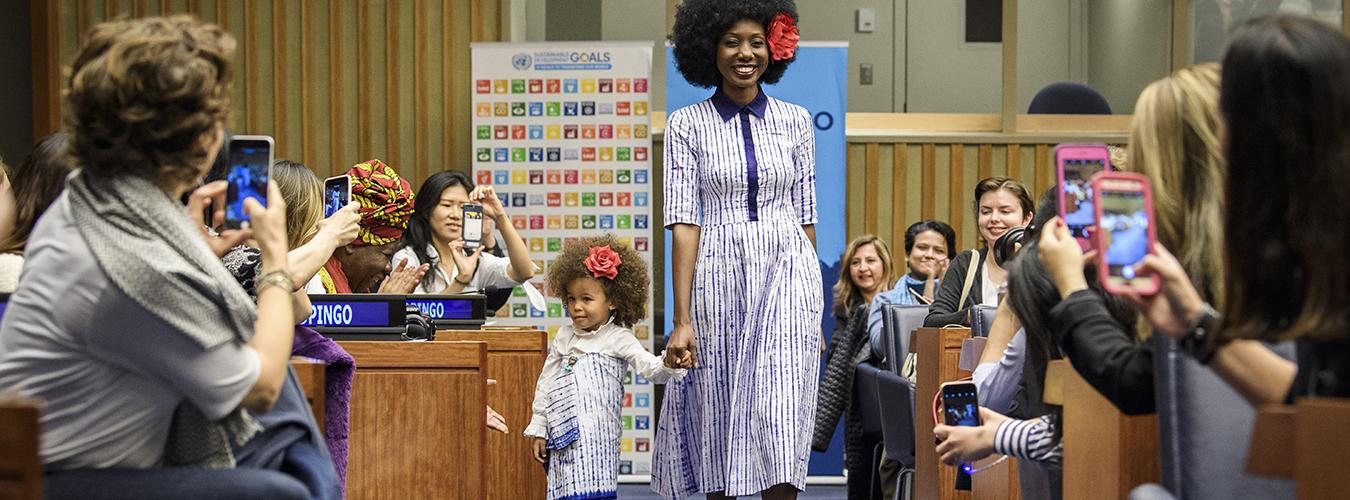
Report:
0,396,41,500
1247,398,1350,499
437,329,548,500
339,341,489,500
1050,359,1158,499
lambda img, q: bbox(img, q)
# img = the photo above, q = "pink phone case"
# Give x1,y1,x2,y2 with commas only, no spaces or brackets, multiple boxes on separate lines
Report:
1091,172,1160,296
1054,144,1113,251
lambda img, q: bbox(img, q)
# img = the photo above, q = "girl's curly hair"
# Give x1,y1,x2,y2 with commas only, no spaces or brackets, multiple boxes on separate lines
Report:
547,234,650,327
670,0,799,88
65,15,235,187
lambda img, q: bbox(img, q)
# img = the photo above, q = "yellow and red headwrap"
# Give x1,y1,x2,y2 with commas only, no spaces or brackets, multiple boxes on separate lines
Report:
347,159,414,246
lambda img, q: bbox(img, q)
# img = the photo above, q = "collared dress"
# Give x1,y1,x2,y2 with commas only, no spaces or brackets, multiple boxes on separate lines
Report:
525,321,686,500
652,88,824,498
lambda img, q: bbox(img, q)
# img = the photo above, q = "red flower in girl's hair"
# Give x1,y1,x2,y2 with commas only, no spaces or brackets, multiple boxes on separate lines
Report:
584,245,622,280
767,13,799,61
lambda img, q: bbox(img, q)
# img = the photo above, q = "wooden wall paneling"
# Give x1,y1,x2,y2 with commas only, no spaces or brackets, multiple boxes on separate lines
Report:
414,0,430,184
31,0,59,140
1033,145,1051,198
921,144,936,220
864,143,880,236
338,0,360,175
327,0,344,177
445,0,473,177
891,143,908,258
947,144,965,251
978,144,993,182
271,0,290,160
394,0,417,180
356,0,375,163
877,144,895,244
1006,144,1021,186
846,144,866,238
385,0,402,172
299,0,318,169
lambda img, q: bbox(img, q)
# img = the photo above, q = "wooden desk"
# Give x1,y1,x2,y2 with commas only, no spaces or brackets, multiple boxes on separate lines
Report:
0,396,41,500
437,329,548,500
1057,359,1158,499
290,357,327,435
339,341,489,500
1248,398,1350,499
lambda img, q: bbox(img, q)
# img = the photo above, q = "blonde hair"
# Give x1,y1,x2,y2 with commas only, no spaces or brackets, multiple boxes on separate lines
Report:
271,160,323,250
832,235,895,317
1126,63,1225,304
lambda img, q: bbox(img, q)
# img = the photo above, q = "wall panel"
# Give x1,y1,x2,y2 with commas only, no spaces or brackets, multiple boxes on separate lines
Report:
35,0,506,185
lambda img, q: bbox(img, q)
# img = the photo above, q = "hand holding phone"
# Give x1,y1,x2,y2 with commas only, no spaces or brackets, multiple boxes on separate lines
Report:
461,203,484,254
1054,144,1112,251
1092,172,1160,295
323,175,351,218
224,135,274,229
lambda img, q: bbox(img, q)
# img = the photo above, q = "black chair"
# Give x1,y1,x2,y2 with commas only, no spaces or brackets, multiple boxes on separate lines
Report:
1027,82,1112,115
876,369,917,500
855,362,885,500
969,304,998,338
880,305,929,374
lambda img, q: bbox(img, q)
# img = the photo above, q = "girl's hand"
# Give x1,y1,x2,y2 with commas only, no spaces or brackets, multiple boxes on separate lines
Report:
185,180,253,257
470,185,506,221
1118,243,1207,339
377,257,429,294
245,181,290,269
486,406,508,434
934,407,1008,466
317,201,361,248
446,240,483,280
531,437,548,464
1038,217,1089,298
666,324,698,369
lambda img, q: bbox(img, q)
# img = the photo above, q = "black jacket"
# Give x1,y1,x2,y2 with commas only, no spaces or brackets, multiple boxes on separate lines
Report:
1048,289,1155,415
924,248,988,327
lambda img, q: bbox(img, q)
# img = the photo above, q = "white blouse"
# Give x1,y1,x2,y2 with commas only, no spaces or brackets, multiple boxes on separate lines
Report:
523,321,686,438
391,244,525,295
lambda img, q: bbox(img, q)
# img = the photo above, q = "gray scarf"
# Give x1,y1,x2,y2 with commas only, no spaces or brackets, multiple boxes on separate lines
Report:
66,170,262,468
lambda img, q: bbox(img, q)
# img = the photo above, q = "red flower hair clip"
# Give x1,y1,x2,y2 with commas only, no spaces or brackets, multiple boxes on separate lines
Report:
584,245,622,280
767,13,799,61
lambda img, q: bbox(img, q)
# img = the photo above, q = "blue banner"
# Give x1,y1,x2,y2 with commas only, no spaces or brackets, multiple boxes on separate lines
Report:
663,43,849,476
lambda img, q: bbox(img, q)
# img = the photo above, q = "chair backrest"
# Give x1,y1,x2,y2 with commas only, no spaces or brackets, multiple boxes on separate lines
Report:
969,305,998,338
1153,334,1295,499
855,362,885,442
1027,81,1113,114
882,304,930,373
0,396,42,500
876,369,917,468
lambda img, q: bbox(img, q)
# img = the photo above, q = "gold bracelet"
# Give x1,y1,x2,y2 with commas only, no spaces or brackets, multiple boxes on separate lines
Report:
256,269,292,295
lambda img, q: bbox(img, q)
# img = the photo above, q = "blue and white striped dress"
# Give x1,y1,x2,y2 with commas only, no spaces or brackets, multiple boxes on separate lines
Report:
652,89,824,498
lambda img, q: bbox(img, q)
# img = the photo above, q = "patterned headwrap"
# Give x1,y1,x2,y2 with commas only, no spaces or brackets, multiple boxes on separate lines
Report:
347,159,414,246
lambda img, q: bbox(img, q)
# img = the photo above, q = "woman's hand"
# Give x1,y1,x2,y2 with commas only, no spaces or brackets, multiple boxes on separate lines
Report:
377,257,429,294
446,240,483,281
245,182,289,270
485,379,508,433
186,181,253,257
666,324,698,369
531,437,548,464
469,185,506,221
1118,243,1207,339
1038,217,1089,299
934,407,1009,466
316,201,361,248
923,256,950,303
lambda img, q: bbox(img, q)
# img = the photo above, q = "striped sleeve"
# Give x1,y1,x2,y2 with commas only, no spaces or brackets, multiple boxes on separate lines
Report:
790,107,818,225
663,109,700,227
992,415,1062,465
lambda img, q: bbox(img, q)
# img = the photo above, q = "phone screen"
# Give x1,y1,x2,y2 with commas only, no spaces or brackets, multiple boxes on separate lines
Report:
462,204,484,248
225,139,271,228
1062,159,1107,238
1100,188,1151,288
324,176,350,218
942,384,982,427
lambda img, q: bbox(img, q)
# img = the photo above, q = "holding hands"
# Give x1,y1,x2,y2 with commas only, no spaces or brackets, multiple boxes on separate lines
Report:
665,324,697,369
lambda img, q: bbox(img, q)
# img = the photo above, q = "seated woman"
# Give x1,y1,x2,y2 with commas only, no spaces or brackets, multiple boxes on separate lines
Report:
813,235,894,498
925,177,1034,327
867,219,955,361
313,160,428,294
0,16,336,499
394,171,534,295
0,133,78,292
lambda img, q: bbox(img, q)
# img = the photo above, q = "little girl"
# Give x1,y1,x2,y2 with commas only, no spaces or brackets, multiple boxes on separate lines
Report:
524,234,685,499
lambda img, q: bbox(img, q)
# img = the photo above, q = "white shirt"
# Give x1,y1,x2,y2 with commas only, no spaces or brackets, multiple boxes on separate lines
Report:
391,244,526,295
981,261,1003,306
0,253,23,293
523,321,685,438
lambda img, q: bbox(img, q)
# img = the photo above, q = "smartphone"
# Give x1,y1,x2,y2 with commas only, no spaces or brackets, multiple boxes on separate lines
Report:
323,175,351,218
1054,144,1112,250
224,135,274,229
1092,172,1160,295
461,204,484,254
941,381,981,490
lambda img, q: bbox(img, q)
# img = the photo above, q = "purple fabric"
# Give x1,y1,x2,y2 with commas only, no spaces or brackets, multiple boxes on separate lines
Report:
291,326,355,496
710,88,768,223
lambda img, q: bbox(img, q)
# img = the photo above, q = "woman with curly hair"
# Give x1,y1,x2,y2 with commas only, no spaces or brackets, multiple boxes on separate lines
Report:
523,234,685,499
655,0,821,498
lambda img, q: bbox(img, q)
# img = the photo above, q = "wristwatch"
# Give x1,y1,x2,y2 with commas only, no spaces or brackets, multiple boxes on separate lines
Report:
1181,303,1221,365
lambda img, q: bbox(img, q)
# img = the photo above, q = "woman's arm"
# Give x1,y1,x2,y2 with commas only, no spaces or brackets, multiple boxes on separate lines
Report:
1208,340,1298,406
286,202,360,289
238,183,296,413
1050,290,1155,414
667,224,700,367
924,251,974,327
472,186,534,283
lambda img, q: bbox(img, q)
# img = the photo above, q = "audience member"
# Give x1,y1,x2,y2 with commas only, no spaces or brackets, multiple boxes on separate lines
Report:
867,220,955,360
814,234,894,498
0,133,78,292
395,170,534,295
0,15,336,499
925,177,1034,327
314,159,428,294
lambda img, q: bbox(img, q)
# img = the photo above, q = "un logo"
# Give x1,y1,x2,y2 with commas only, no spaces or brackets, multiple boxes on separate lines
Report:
512,53,532,70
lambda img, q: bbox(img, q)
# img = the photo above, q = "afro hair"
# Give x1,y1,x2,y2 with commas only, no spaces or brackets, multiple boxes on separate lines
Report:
546,234,650,328
670,0,799,88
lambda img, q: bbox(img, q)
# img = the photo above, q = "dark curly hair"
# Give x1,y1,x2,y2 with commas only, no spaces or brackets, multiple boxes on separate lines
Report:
670,0,798,88
65,15,235,187
547,234,649,328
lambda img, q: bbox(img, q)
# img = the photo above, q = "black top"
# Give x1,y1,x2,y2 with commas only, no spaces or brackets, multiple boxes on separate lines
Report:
923,248,988,328
1048,289,1155,415
1287,338,1350,401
